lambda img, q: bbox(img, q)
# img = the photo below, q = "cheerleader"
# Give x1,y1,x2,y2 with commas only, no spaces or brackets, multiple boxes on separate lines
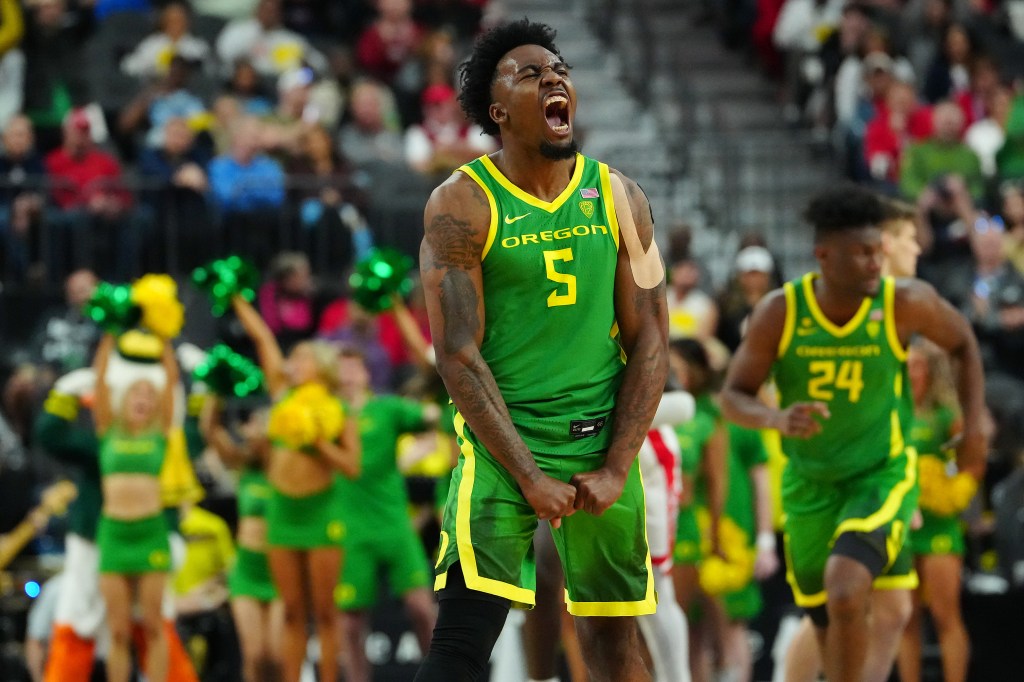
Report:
201,396,282,682
93,334,178,682
231,295,360,682
897,340,973,682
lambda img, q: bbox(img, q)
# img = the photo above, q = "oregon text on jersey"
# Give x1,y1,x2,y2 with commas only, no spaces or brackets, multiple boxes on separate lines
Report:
500,223,612,249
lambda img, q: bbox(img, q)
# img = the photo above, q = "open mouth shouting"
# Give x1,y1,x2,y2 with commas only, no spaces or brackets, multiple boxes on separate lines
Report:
543,92,571,137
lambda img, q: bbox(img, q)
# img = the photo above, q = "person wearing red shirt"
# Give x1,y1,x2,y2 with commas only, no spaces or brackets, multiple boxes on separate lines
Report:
865,81,934,187
355,0,425,85
44,109,148,280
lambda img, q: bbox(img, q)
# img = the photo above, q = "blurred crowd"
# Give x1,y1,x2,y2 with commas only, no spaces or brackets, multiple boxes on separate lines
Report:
0,0,500,286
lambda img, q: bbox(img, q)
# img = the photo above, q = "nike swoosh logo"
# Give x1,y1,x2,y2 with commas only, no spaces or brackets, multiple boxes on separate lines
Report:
504,212,531,224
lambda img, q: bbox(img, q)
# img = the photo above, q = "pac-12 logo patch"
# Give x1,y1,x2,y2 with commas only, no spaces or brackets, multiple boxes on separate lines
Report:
579,201,594,218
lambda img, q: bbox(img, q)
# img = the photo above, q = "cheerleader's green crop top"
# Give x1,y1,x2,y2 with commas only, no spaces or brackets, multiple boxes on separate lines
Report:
99,429,167,477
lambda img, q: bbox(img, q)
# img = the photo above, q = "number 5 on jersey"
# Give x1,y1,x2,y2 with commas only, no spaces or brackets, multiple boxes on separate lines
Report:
808,360,864,403
544,248,576,307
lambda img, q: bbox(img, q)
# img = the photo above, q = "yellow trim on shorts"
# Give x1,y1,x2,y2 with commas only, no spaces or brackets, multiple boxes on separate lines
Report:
598,162,620,250
478,153,585,213
883,277,908,361
777,282,797,358
563,464,657,617
435,413,536,607
874,572,919,591
432,530,450,592
456,165,499,261
802,273,872,338
833,448,917,547
783,533,827,608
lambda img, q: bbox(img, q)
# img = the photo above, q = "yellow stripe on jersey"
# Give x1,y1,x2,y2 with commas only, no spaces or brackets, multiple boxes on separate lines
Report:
833,447,916,539
883,277,908,361
598,163,620,250
443,412,536,607
457,164,500,261
802,273,872,338
778,282,797,358
478,153,585,212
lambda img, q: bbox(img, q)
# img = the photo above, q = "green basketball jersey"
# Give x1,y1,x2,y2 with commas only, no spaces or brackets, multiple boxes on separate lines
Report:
457,154,624,454
773,273,907,482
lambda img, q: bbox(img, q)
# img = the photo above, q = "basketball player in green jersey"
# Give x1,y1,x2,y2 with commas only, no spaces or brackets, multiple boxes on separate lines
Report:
721,185,986,682
782,197,924,682
414,19,668,682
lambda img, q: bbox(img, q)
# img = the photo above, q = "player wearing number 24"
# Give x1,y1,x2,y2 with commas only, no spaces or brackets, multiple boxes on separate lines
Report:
720,184,986,682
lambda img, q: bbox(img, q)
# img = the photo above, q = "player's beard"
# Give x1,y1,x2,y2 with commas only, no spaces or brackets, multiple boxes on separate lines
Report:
540,138,579,160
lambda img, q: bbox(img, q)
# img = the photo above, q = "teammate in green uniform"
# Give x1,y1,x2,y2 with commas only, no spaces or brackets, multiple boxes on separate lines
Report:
414,19,668,682
201,396,281,682
897,339,970,682
334,346,440,682
93,333,178,682
781,196,927,682
721,185,986,682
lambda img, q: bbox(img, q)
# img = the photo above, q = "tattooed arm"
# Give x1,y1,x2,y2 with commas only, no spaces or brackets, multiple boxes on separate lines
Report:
421,173,577,527
571,171,669,516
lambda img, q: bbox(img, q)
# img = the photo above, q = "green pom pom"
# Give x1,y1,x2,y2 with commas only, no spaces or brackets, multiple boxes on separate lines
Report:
349,248,414,313
192,345,266,398
84,282,142,334
192,256,260,316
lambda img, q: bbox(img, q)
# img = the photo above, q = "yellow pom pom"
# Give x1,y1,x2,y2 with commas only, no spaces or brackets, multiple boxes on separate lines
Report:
948,473,978,513
132,274,185,339
267,397,318,450
699,554,753,596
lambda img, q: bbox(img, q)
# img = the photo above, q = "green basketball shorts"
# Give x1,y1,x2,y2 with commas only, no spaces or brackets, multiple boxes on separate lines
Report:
434,413,656,616
336,522,433,610
98,513,172,575
782,449,919,608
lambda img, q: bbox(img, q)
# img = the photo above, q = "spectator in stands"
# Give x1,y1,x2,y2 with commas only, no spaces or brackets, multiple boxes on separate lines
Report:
216,0,327,77
864,80,933,187
957,54,1002,129
24,573,63,682
138,117,213,272
257,251,323,350
716,245,775,353
666,250,718,341
838,50,901,180
261,66,317,161
355,0,425,86
208,116,285,267
338,79,404,166
286,124,368,273
771,0,845,126
118,55,209,151
900,101,984,202
120,1,211,80
223,59,275,116
21,0,91,153
1000,183,1024,273
403,83,496,177
30,268,99,376
210,94,244,155
0,115,46,281
44,109,144,279
962,215,1024,377
0,0,25,132
997,88,1024,181
923,22,974,104
965,85,1012,179
902,0,954,81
